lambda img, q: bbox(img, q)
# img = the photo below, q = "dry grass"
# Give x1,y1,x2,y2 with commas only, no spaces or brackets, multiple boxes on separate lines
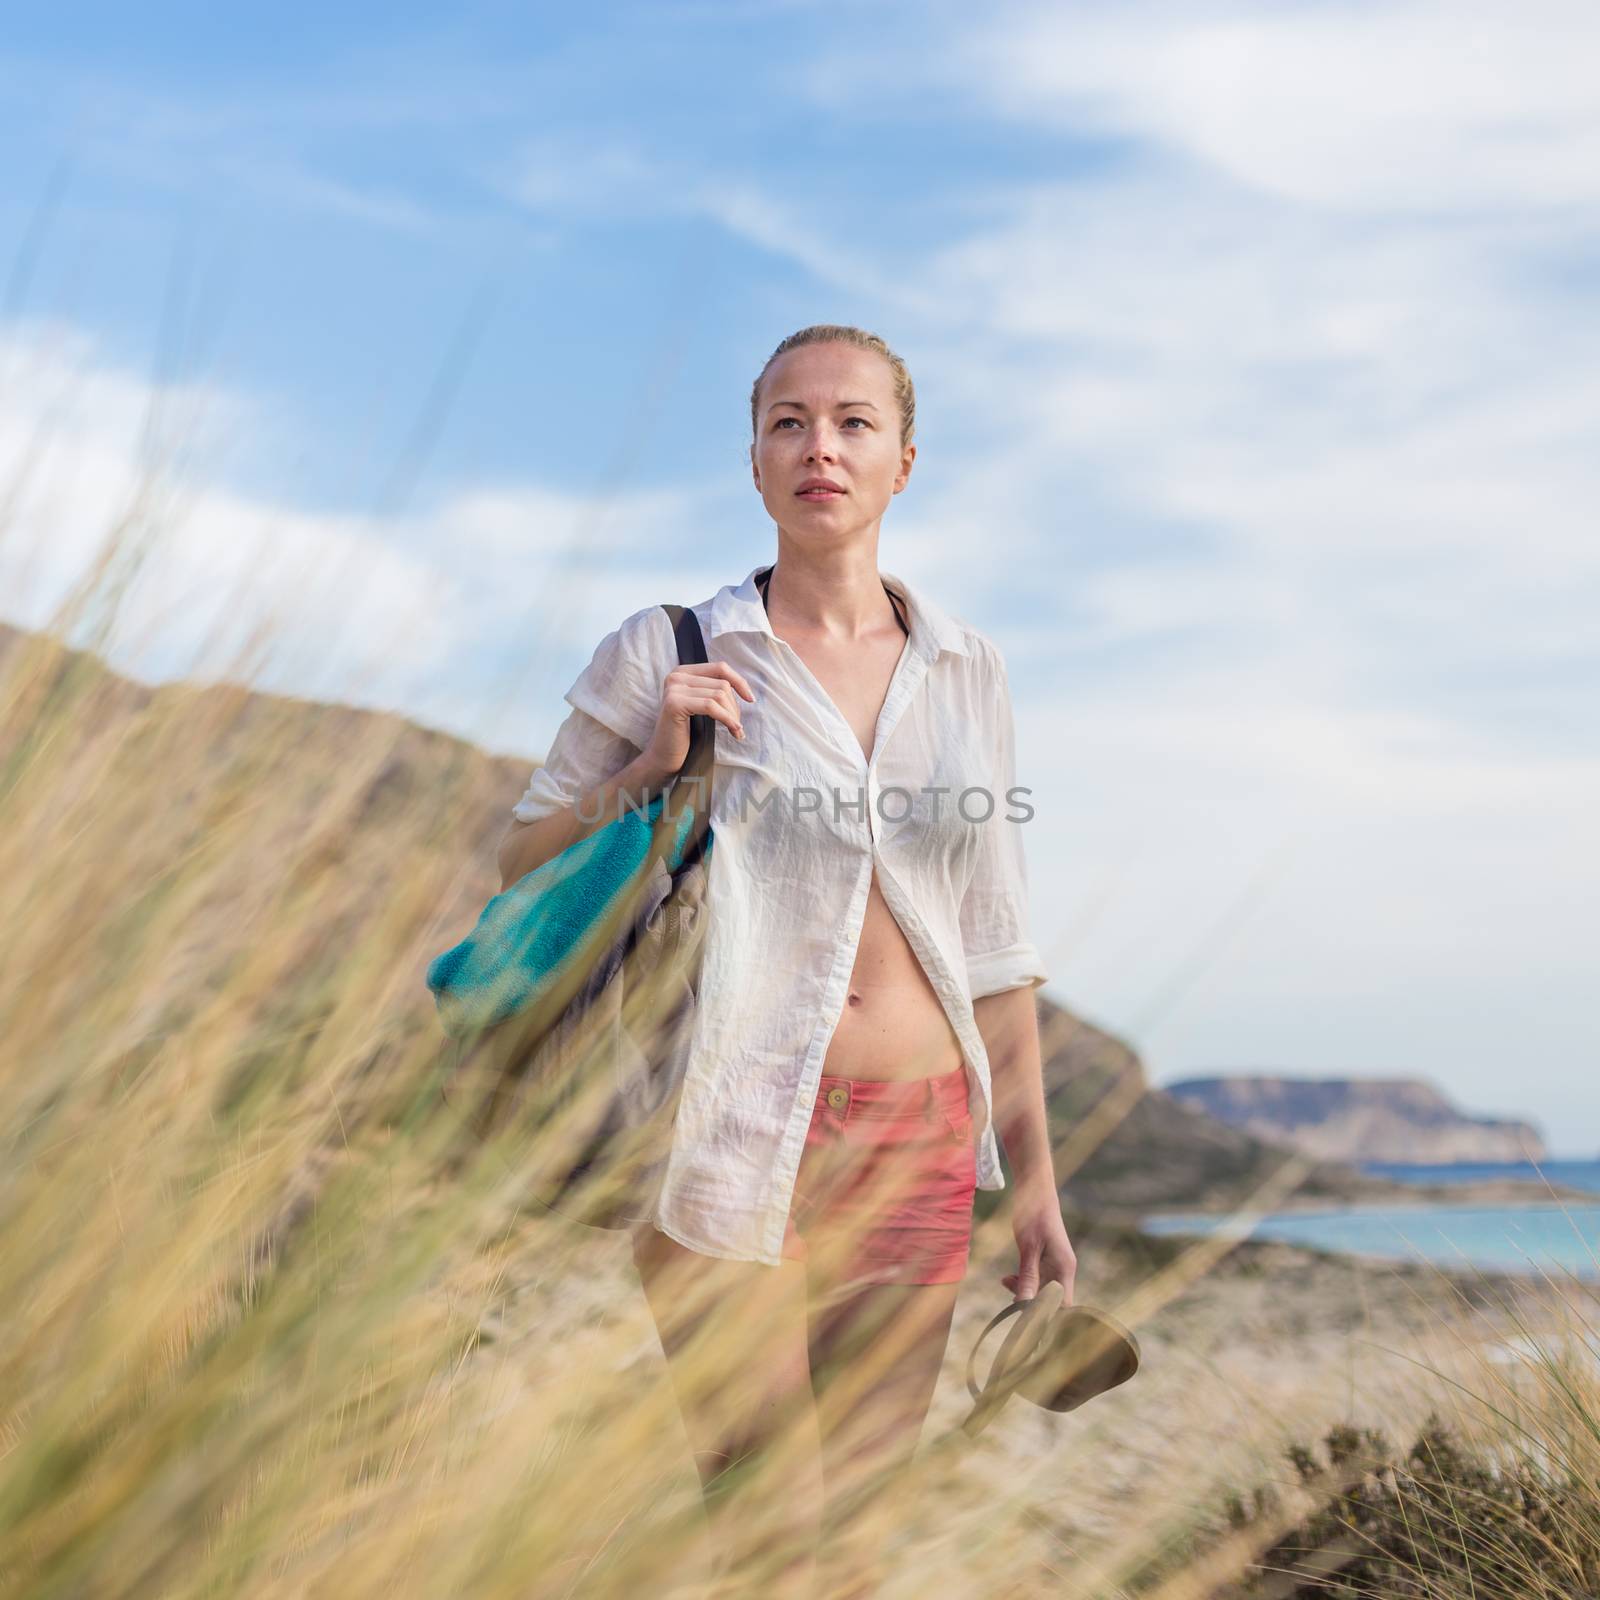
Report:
2,453,1598,1600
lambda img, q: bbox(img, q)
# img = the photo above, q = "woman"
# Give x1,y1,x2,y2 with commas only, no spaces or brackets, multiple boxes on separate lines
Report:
498,325,1075,1597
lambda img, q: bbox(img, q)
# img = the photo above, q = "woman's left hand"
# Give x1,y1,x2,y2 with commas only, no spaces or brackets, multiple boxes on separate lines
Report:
1001,1176,1077,1304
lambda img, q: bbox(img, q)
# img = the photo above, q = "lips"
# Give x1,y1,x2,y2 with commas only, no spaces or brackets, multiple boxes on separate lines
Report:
796,479,846,497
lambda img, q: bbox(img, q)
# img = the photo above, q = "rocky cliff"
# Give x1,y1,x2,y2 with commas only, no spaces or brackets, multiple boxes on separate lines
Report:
1159,1075,1546,1164
1009,1005,1452,1221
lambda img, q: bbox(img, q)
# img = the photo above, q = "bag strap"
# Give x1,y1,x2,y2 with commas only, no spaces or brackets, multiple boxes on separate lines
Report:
640,603,714,876
660,603,714,782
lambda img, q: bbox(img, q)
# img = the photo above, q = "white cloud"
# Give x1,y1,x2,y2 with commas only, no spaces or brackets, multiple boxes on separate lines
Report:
1014,664,1600,1141
882,0,1600,213
0,321,464,693
0,320,740,746
774,0,1600,1144
481,26,1600,1154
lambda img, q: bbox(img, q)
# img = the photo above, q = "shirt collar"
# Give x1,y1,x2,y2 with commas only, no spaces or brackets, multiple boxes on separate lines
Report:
707,562,970,661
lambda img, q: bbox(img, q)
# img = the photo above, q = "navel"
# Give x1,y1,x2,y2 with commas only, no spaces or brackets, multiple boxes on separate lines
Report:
846,990,863,1006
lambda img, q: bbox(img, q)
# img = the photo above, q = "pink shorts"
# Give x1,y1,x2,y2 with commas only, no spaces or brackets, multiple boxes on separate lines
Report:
780,1062,978,1286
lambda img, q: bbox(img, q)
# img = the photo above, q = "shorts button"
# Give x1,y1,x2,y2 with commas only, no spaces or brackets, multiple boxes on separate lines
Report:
826,1086,848,1111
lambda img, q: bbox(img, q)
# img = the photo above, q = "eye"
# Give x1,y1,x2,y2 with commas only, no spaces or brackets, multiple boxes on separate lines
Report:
773,415,870,430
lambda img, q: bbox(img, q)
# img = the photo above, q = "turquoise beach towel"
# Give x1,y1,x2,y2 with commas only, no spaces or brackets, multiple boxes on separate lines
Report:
425,791,711,1041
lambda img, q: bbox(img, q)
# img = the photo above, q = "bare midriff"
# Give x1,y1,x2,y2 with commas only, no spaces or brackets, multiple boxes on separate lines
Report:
757,563,965,1084
820,865,966,1082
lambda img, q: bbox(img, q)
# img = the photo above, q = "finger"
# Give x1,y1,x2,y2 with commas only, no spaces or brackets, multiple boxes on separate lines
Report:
1048,1247,1077,1297
714,661,757,702
1040,1256,1076,1300
673,678,739,716
692,660,757,702
675,690,744,738
671,667,743,693
670,669,755,719
1014,1252,1041,1301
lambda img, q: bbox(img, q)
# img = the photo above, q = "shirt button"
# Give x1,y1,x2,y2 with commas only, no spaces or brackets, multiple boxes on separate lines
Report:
826,1086,848,1111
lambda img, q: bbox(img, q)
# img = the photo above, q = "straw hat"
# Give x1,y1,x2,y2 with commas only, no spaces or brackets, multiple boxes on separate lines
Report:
961,1280,1141,1438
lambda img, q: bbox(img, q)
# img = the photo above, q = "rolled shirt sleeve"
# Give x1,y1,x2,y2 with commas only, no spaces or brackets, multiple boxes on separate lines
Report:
510,605,671,824
958,645,1049,998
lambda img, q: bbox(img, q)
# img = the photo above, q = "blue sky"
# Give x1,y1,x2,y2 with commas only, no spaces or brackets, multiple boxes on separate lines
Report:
3,1,1597,1153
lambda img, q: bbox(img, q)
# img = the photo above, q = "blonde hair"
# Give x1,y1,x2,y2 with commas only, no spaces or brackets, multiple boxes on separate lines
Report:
749,324,916,451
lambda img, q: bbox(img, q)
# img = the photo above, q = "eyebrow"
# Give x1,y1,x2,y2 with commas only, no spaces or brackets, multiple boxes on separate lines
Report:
768,399,881,413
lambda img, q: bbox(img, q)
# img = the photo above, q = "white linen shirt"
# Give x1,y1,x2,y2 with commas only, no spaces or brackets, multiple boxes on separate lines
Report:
510,562,1049,1265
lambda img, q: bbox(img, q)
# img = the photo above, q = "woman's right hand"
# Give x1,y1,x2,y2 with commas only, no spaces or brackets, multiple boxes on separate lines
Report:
640,660,756,778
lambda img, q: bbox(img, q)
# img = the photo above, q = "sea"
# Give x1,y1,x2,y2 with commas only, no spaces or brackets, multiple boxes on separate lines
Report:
1139,1159,1600,1280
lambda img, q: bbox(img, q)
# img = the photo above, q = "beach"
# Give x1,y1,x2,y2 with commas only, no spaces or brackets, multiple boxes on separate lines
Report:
433,1190,1581,1594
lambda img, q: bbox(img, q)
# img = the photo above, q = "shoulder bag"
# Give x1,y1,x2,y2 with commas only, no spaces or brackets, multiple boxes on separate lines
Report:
425,602,715,1231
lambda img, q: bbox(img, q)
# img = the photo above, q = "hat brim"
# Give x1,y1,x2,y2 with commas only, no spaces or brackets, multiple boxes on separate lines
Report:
1017,1304,1141,1412
962,1285,1140,1438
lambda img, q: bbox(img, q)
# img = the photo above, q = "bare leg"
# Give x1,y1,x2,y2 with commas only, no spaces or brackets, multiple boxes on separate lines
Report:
631,1224,824,1596
807,1274,962,1599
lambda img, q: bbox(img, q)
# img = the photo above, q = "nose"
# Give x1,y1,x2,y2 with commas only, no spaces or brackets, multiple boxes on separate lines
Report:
805,425,839,463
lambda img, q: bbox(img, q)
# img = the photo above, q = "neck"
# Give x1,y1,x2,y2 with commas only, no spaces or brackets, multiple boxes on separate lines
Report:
759,545,906,640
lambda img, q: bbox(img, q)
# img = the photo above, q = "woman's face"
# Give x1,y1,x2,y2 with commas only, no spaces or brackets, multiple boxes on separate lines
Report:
750,341,914,546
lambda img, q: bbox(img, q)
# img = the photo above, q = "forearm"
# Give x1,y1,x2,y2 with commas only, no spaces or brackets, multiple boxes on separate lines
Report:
497,751,676,890
974,985,1056,1195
